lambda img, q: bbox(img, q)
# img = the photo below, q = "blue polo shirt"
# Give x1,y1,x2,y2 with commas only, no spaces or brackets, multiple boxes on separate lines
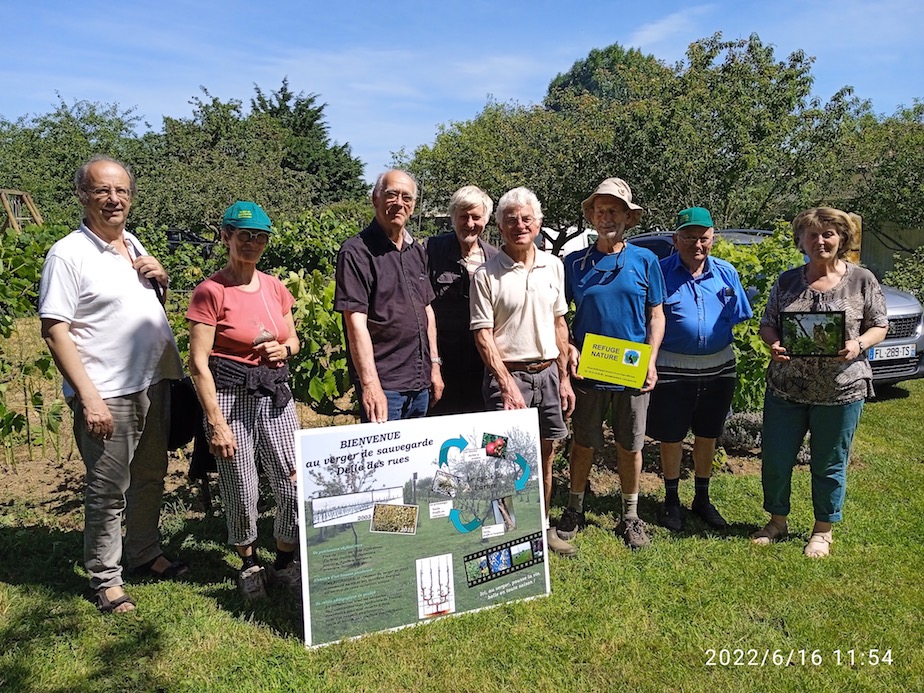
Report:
659,253,753,355
565,243,665,347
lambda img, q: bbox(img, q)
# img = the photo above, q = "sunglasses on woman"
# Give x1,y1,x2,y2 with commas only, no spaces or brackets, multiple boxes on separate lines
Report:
235,230,270,244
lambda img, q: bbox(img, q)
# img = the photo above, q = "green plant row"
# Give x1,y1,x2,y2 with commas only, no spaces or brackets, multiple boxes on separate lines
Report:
711,222,804,412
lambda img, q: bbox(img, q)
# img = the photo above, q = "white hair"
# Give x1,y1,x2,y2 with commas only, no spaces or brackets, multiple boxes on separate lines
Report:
448,185,493,219
496,187,542,223
372,169,418,199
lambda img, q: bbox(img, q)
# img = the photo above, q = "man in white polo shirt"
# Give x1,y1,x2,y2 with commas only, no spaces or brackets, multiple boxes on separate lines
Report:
470,187,576,556
39,155,185,613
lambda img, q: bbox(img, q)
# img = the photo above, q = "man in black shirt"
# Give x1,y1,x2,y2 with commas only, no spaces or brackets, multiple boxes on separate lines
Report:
334,169,444,422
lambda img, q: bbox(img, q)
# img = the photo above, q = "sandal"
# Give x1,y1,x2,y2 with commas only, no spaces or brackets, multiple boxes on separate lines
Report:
804,531,833,558
130,554,189,580
752,520,788,545
93,586,136,614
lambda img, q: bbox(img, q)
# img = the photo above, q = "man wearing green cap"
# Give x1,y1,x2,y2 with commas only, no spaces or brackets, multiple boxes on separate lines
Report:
646,207,753,532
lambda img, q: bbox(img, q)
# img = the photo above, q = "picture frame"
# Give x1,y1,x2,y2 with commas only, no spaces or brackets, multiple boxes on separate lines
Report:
779,310,846,357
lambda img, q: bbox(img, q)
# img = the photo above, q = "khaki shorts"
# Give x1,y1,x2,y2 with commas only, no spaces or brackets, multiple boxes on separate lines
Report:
483,367,568,440
572,381,649,451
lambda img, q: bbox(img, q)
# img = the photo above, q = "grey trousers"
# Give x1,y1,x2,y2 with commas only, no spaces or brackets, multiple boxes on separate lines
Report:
72,379,170,590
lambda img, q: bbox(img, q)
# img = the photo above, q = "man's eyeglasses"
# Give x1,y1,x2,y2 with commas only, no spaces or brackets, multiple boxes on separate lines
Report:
383,190,415,204
503,215,536,227
235,230,270,244
85,187,132,201
676,234,713,246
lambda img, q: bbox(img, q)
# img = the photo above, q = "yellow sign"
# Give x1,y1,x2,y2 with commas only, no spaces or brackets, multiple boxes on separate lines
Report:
576,333,651,389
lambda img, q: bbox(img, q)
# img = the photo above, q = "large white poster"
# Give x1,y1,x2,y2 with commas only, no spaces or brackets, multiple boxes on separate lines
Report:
295,409,551,648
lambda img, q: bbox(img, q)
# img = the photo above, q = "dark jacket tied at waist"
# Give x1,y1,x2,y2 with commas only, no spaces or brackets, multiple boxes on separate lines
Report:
209,356,292,408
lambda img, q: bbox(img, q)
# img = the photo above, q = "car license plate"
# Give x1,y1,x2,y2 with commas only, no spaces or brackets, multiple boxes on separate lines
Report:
868,344,915,361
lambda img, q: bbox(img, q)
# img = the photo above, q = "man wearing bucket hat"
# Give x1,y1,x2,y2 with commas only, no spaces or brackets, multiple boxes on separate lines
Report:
560,177,666,550
646,207,752,532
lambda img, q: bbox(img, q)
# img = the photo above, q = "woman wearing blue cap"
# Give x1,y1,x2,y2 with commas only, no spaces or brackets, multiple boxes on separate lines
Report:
187,201,301,598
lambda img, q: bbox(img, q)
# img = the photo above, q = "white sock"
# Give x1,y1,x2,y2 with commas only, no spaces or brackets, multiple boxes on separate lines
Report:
622,493,639,520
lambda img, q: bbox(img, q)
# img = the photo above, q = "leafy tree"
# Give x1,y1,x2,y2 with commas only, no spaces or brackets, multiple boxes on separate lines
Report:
404,33,866,254
545,43,673,108
847,101,924,233
401,98,617,253
1,81,366,233
251,78,366,202
0,99,140,225
129,89,316,232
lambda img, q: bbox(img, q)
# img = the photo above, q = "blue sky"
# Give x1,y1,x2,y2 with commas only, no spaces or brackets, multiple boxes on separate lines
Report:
3,0,922,183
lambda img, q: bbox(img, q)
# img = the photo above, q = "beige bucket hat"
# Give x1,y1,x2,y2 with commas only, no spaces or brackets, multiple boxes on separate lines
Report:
581,177,643,227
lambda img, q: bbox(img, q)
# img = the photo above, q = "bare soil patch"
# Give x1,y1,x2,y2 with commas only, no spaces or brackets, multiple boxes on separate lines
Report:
552,423,761,499
0,402,355,526
2,405,762,527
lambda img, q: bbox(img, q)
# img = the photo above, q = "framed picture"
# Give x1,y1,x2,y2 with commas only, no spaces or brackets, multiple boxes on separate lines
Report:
779,311,846,357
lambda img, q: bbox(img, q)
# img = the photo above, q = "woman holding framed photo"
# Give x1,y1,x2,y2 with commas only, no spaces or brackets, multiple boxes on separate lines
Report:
754,207,888,557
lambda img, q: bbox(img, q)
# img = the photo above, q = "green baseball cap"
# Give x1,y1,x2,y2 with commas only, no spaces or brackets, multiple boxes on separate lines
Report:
674,207,714,231
222,201,272,231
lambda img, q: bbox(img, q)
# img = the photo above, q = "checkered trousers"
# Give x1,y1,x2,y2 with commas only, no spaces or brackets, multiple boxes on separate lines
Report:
212,384,299,546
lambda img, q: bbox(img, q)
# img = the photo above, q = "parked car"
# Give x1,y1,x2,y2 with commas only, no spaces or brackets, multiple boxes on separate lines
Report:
623,229,924,387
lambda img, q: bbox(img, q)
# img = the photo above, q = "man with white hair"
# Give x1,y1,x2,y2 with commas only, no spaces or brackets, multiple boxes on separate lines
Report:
425,185,499,414
470,187,577,556
335,169,444,422
560,177,665,550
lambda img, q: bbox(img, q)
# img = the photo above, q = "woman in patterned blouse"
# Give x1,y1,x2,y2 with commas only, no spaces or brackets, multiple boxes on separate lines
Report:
754,208,888,557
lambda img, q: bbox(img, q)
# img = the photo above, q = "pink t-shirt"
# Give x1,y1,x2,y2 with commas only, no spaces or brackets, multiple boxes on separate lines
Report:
187,270,295,366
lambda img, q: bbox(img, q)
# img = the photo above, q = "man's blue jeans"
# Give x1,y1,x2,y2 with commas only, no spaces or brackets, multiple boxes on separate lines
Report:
358,388,429,422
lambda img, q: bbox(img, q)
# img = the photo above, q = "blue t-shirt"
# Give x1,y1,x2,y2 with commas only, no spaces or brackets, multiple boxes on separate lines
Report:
659,253,753,355
565,243,665,348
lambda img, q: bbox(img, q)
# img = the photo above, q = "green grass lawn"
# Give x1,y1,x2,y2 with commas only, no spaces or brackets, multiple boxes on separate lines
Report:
2,380,923,692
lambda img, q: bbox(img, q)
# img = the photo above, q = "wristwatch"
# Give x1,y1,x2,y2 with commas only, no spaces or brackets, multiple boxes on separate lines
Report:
285,345,293,359
431,356,443,366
